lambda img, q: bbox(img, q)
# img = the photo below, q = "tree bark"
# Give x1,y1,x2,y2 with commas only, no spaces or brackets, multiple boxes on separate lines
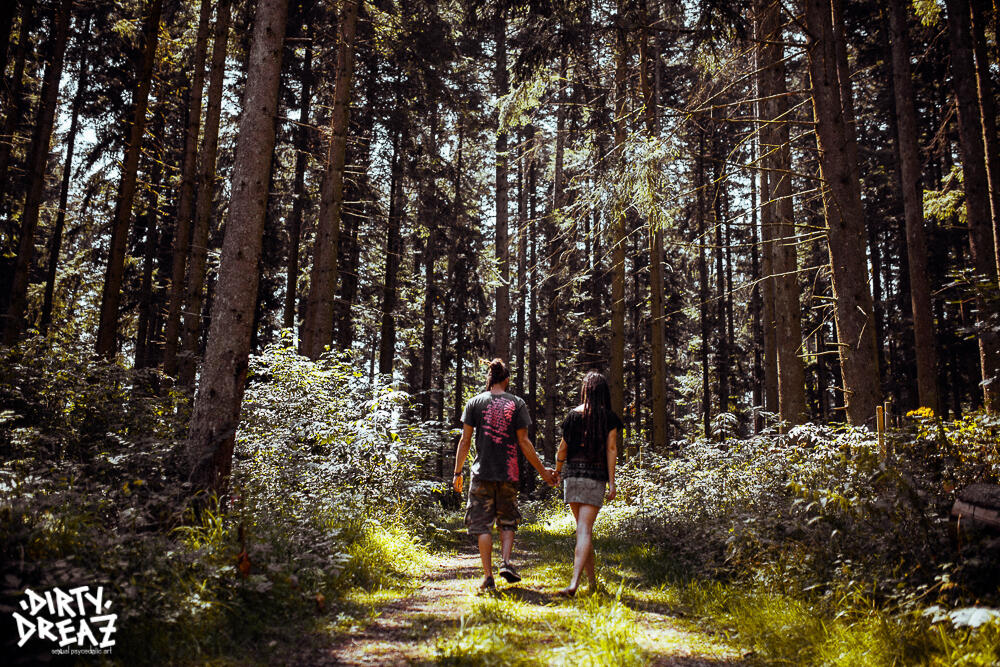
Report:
804,0,882,424
4,0,73,343
188,0,289,497
944,0,1000,411
179,0,232,386
40,27,90,335
300,0,360,358
887,0,940,413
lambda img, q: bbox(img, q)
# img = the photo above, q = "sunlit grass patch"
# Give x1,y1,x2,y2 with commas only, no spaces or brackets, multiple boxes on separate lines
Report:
342,517,431,589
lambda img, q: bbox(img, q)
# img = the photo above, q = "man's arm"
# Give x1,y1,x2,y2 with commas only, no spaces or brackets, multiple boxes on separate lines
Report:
453,424,474,493
516,428,556,486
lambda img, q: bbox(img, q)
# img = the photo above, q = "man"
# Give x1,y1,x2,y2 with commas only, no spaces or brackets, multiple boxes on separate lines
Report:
453,358,556,591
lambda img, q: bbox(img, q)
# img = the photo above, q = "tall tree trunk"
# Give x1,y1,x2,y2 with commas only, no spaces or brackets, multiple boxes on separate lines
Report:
0,2,35,226
944,0,1000,412
179,0,232,386
135,141,163,370
756,0,807,424
493,10,511,362
451,122,465,425
527,124,538,443
515,135,527,395
40,29,90,334
642,0,668,449
804,0,882,424
300,0,360,359
697,136,711,436
379,121,405,376
188,0,289,497
94,0,162,357
970,0,1000,276
609,0,628,417
162,0,212,375
3,0,72,343
712,129,730,415
750,135,764,429
419,113,440,420
887,0,940,413
0,0,15,83
543,57,567,463
283,33,312,333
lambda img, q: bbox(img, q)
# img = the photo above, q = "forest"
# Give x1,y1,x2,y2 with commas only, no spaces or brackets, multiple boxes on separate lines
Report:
1,0,1000,663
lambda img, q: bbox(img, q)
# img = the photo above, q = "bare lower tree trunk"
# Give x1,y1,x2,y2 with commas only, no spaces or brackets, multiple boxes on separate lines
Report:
179,0,232,386
300,0,360,358
188,0,289,497
40,28,90,335
944,0,1000,412
135,140,163,370
805,0,881,424
4,0,72,343
94,0,162,358
887,0,940,413
283,34,312,333
163,0,212,375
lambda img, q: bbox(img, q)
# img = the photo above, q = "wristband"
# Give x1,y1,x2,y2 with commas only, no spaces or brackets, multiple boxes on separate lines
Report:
453,472,462,477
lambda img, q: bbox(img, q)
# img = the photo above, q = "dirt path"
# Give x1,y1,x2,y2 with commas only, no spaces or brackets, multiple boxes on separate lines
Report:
315,536,745,666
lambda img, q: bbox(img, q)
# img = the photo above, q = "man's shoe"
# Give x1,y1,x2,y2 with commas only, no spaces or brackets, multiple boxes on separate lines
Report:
498,562,521,583
479,576,496,592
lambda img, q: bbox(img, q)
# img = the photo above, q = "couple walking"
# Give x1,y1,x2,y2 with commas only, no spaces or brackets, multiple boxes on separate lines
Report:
452,359,622,595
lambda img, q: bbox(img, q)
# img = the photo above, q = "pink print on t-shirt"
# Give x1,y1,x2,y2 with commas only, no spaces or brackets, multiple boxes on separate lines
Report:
483,397,519,481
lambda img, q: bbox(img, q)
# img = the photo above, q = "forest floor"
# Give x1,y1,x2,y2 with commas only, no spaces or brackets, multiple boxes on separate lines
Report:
298,511,746,665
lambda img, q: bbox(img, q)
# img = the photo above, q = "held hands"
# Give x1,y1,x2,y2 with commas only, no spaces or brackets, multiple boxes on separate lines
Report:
542,467,560,487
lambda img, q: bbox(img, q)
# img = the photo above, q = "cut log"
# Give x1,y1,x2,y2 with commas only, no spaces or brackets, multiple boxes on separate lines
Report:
951,484,1000,530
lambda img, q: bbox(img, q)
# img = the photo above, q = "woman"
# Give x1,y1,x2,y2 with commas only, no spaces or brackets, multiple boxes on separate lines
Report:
553,371,622,596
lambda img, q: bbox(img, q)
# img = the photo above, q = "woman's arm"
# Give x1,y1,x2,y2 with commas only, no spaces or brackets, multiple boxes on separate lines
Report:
554,438,568,480
606,428,618,500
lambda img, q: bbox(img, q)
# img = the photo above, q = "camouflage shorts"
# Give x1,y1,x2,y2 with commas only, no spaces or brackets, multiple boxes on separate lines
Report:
465,478,521,535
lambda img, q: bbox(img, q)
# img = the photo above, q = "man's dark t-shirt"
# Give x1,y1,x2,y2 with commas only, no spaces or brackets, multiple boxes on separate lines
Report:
561,408,623,481
462,391,531,482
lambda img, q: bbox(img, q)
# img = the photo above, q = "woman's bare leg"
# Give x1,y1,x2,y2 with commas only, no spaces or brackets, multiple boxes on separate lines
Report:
567,503,600,592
